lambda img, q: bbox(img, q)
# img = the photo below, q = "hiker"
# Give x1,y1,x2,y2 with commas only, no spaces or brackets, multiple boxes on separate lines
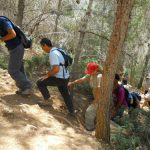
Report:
36,38,75,115
122,72,128,86
111,74,128,120
142,76,150,95
68,62,103,131
142,88,150,108
0,16,32,95
142,76,150,106
128,92,141,109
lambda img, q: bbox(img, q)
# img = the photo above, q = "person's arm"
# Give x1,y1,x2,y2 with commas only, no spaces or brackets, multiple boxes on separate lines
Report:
135,100,140,108
41,51,61,80
72,76,89,85
0,20,16,41
41,65,60,80
0,28,16,42
68,75,90,90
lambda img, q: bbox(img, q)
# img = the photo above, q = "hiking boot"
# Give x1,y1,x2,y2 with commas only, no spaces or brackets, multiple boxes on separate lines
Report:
15,89,23,95
66,110,78,118
21,88,32,96
66,112,76,119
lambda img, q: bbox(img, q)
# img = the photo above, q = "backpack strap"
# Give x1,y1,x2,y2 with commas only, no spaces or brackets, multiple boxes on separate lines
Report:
53,48,66,78
57,48,65,66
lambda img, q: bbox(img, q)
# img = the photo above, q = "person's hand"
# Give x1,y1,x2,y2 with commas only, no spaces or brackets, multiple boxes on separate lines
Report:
40,75,49,80
68,82,74,91
0,39,3,44
111,108,117,119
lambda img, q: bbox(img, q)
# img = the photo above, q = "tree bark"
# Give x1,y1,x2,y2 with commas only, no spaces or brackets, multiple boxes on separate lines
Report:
53,0,62,43
71,0,94,80
16,0,25,27
95,0,134,143
137,45,150,89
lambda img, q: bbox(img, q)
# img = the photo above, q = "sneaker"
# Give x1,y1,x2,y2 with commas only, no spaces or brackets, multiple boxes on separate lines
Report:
66,112,77,118
74,109,79,114
86,127,95,132
21,88,32,96
15,89,23,95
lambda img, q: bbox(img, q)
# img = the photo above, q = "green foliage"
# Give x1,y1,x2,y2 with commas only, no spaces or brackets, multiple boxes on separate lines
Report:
25,54,49,78
63,4,74,16
111,133,140,150
0,53,8,69
79,57,99,74
127,63,144,87
111,108,150,150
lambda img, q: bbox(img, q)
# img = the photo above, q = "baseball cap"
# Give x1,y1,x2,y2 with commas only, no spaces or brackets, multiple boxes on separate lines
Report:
85,62,99,74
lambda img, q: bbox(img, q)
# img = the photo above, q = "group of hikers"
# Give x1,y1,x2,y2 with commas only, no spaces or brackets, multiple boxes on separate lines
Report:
0,16,150,131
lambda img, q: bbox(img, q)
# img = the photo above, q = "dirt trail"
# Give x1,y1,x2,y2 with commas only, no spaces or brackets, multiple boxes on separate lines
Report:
0,68,106,150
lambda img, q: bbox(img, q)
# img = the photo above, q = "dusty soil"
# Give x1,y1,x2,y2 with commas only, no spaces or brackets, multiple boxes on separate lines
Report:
0,68,113,150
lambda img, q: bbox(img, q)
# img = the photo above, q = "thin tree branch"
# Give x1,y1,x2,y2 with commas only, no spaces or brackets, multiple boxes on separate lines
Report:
79,30,109,41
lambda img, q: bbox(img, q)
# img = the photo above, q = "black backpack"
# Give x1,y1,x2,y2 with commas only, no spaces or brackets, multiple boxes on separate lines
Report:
57,48,73,68
0,16,32,49
129,92,141,108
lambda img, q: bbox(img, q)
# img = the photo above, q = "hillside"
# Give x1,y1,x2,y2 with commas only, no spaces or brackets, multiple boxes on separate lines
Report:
0,68,110,150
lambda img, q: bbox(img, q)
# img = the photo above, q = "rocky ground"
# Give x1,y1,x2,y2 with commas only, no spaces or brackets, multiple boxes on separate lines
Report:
0,68,113,150
1,68,147,150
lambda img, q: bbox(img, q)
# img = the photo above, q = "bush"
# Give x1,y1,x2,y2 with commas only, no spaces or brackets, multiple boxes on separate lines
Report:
25,54,49,78
0,53,8,69
111,108,150,150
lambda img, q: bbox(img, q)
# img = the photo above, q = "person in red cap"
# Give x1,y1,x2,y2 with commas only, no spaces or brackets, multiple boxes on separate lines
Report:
68,62,103,131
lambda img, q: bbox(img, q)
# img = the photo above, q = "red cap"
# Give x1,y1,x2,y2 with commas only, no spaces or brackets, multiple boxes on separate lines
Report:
85,62,99,74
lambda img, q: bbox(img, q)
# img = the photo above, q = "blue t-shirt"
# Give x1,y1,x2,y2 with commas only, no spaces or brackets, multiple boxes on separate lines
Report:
0,17,21,50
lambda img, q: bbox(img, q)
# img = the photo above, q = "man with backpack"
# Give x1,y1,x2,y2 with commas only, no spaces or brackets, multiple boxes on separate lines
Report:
111,74,128,120
0,16,32,95
37,38,75,115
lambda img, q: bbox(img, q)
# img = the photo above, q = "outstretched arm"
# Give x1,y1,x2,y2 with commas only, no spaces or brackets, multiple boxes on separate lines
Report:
68,75,90,90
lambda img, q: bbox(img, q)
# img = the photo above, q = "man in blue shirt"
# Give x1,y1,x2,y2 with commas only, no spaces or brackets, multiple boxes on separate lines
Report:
0,16,32,95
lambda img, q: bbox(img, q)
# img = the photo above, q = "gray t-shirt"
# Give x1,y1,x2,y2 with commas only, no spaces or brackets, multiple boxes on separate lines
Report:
49,47,69,79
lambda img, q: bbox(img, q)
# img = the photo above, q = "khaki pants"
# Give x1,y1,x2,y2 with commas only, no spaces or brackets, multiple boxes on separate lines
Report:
85,104,98,131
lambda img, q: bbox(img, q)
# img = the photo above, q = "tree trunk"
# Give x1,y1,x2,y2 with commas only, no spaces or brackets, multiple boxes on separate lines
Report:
71,0,94,80
138,7,150,88
54,0,62,33
16,0,25,27
95,0,134,143
137,45,150,89
53,0,62,43
99,0,107,65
